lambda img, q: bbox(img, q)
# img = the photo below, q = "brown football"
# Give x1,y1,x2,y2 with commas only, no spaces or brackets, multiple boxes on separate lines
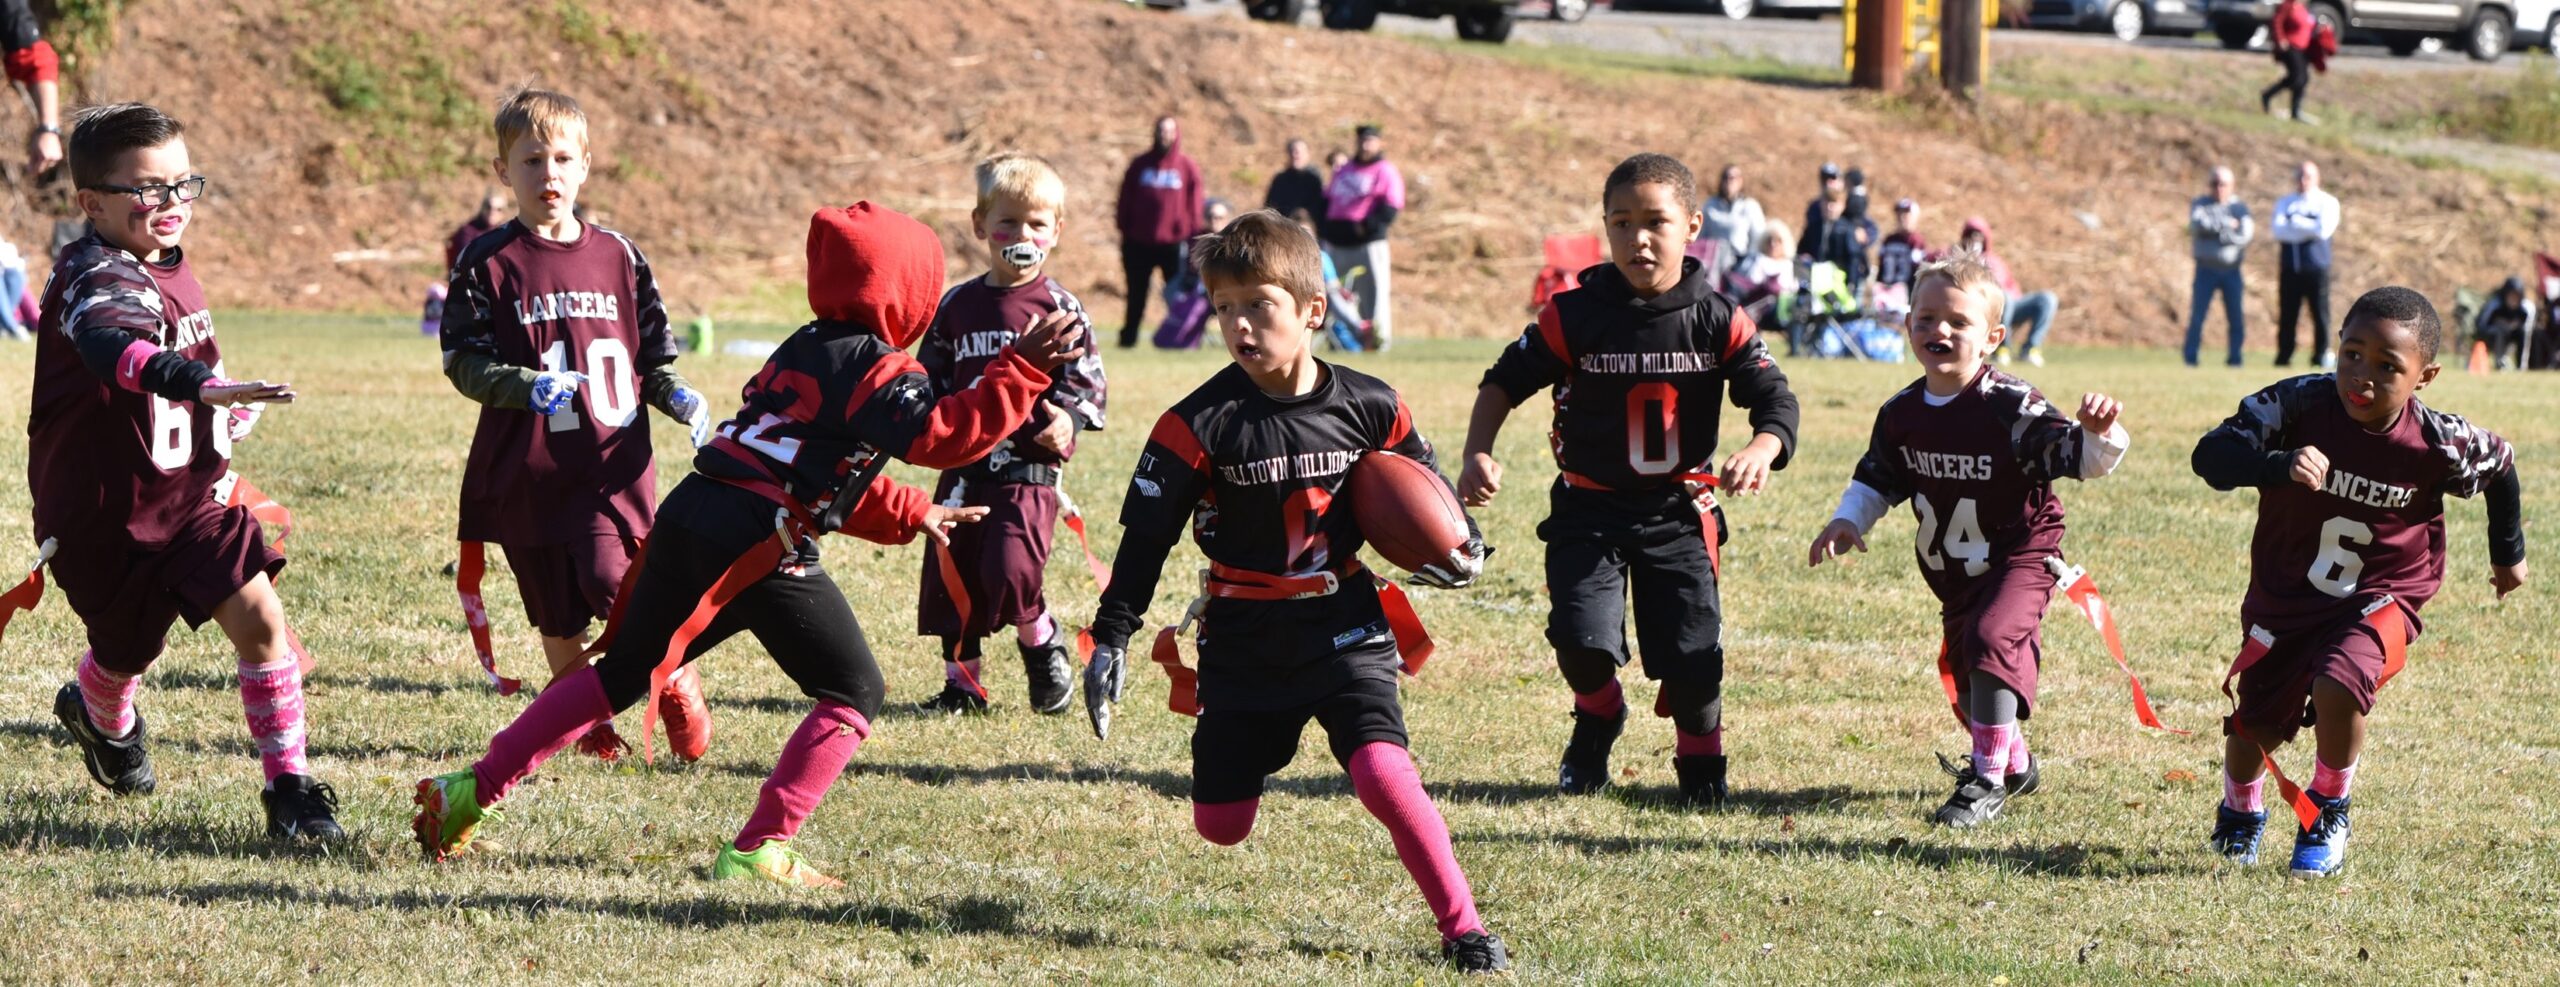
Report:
1348,451,1468,575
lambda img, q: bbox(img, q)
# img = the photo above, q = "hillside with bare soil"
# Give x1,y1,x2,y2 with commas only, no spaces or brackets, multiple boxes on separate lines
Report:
8,0,2552,343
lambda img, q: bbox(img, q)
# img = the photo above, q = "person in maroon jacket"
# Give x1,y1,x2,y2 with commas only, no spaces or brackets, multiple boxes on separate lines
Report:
915,152,1108,714
440,90,715,761
444,187,507,275
416,200,1086,886
31,103,341,841
1810,250,2130,830
1115,114,1203,348
2260,0,2318,123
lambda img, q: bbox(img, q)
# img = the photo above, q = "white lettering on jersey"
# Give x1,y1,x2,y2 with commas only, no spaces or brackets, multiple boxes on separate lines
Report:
167,309,216,350
2321,468,2416,509
955,330,1014,361
1140,167,1186,191
1901,448,1999,481
1216,449,1360,486
512,290,623,328
1576,352,1714,375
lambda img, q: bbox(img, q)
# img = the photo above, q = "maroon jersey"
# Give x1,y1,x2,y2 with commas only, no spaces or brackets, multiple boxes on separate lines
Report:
1481,258,1798,497
441,221,676,545
918,275,1108,469
1850,367,2097,608
27,234,228,547
2202,375,2514,635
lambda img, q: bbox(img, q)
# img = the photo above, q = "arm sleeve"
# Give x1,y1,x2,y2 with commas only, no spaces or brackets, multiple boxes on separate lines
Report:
2079,422,2131,479
3,39,55,85
2485,466,2525,567
855,350,1055,470
2317,197,2341,240
1091,411,1213,650
916,314,957,398
1091,526,1180,652
438,246,534,408
64,256,214,403
641,365,694,416
833,475,933,545
2191,379,2314,490
1478,303,1571,407
1051,294,1108,431
2232,206,2255,246
1828,479,1895,535
1360,202,1401,242
626,241,687,415
1721,307,1800,469
445,351,539,409
2188,203,2216,238
2009,388,2090,484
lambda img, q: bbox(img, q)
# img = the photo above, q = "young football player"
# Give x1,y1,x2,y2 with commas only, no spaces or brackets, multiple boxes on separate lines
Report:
2191,286,2525,877
415,201,1085,885
914,152,1107,715
31,102,340,839
1457,153,1799,807
441,89,714,760
1808,250,2131,828
1082,211,1507,974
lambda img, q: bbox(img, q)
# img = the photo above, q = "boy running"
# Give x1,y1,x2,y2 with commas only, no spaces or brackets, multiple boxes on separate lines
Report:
915,152,1107,714
31,102,339,839
441,89,714,759
1458,153,1799,807
2192,286,2524,877
416,202,1085,885
1081,211,1507,974
1809,251,2131,828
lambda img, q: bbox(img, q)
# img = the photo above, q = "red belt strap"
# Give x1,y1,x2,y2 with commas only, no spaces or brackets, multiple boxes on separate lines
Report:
0,538,55,649
1057,488,1111,591
2048,557,2189,735
454,541,524,696
1151,592,1208,716
2223,597,2409,830
636,533,789,764
930,537,991,701
1205,560,1434,674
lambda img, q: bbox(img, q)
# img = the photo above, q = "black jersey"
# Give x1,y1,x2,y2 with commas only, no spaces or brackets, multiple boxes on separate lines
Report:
1481,257,1799,501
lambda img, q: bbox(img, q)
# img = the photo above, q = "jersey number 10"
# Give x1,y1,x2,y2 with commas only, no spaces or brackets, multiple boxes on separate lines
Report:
541,338,640,432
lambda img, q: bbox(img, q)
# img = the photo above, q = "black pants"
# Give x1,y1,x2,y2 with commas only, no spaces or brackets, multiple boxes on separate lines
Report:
1119,240,1186,348
2275,262,2331,367
1541,486,1728,735
2262,49,2310,119
593,478,886,722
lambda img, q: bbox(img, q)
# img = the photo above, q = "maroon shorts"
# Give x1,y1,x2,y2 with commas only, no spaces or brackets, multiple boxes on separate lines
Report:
499,534,635,639
1939,555,2057,716
2227,613,2400,746
47,503,287,675
917,475,1059,639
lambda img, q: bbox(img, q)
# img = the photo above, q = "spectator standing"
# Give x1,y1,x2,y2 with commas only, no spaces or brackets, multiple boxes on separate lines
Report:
1262,138,1326,224
446,188,508,273
1320,124,1406,349
1800,161,1846,261
2184,166,2254,367
2269,159,2340,367
1702,163,1764,272
0,0,61,177
2260,0,2318,123
1114,114,1204,348
1876,197,1930,294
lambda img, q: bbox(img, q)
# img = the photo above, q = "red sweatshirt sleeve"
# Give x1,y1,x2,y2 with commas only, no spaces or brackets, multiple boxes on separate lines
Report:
902,348,1054,469
4,39,56,85
834,475,932,544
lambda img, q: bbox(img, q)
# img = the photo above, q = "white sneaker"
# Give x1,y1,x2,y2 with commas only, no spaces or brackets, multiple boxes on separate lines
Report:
2025,351,2045,367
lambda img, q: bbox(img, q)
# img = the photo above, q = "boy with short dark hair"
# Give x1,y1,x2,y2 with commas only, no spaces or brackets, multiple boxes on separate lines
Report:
1809,250,2131,828
31,102,341,839
1458,152,1799,808
915,152,1108,714
441,88,715,760
1082,210,1506,974
2191,285,2525,877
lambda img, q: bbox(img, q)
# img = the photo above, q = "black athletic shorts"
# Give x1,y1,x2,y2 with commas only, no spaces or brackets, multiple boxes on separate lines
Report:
1190,650,1408,805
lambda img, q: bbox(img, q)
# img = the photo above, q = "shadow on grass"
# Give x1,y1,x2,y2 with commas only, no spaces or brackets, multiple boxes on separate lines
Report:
1466,828,2184,878
813,758,1611,808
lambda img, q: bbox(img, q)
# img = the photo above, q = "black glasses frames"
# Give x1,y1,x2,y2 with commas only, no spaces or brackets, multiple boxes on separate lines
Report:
81,176,210,208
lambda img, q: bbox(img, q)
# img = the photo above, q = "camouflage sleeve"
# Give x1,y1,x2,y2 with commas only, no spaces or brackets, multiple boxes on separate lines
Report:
2422,406,2516,500
622,235,688,416
61,247,213,402
1049,286,1107,432
438,241,537,408
1999,381,2085,484
2192,375,2323,491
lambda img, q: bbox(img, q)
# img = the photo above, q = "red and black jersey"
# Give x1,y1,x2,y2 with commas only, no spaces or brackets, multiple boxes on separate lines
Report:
1849,367,2094,607
441,221,676,546
918,275,1108,470
2196,375,2516,636
1481,257,1798,499
696,320,1054,535
27,234,228,547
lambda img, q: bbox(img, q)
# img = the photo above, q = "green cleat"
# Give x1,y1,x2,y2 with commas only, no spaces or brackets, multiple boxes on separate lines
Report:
713,839,844,889
411,770,496,861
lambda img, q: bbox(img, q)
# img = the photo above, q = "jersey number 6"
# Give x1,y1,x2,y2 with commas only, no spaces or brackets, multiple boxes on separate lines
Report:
2308,516,2373,598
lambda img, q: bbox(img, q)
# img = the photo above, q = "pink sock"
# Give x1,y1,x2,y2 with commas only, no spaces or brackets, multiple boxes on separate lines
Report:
75,652,140,740
734,701,872,851
945,657,986,697
1968,721,2016,785
2224,772,2265,812
472,665,615,807
2310,758,2357,800
1016,612,1057,648
1573,679,1625,718
1675,726,1723,757
1194,799,1259,846
238,653,310,782
1347,742,1483,941
2006,724,2031,771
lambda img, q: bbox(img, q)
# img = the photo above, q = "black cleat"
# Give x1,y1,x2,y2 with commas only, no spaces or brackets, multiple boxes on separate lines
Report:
1556,706,1625,795
1930,752,2008,829
2003,753,2041,797
917,682,992,715
1443,929,1512,974
1675,753,1729,809
54,682,154,795
1020,640,1076,715
261,773,345,842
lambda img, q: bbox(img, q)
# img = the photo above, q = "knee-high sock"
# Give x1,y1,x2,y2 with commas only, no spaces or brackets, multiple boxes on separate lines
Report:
1968,721,2016,786
1676,726,1723,757
1194,799,1259,846
238,651,310,782
2310,758,2357,800
2006,724,2030,770
2224,773,2266,812
1347,742,1483,941
735,701,872,852
472,665,615,807
1573,678,1624,718
76,652,140,740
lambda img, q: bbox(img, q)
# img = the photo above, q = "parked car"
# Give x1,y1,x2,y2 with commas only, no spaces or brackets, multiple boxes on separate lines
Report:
2203,0,2558,60
1244,0,1526,40
2028,0,2207,40
1616,0,1842,19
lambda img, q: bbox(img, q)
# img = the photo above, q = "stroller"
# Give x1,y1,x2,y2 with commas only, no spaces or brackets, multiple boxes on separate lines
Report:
1778,262,1902,362
1321,250,1368,352
1151,260,1212,349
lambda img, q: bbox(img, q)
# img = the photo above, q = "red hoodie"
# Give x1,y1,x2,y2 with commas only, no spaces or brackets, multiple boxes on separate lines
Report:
1961,217,2024,296
1116,137,1205,247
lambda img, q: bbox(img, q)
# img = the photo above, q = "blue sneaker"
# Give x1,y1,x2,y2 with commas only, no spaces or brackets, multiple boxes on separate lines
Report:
2287,792,2351,879
2209,803,2267,865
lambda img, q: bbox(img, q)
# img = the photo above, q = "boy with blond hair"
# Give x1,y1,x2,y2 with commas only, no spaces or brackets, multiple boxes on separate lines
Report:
915,152,1107,714
441,89,714,759
1810,250,2130,828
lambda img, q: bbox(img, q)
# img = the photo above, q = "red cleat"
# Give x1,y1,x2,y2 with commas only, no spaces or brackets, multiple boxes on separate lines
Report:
574,720,631,762
659,665,712,763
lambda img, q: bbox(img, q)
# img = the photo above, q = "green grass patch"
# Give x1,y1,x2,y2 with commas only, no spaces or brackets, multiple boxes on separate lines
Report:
2439,53,2560,150
285,1,481,183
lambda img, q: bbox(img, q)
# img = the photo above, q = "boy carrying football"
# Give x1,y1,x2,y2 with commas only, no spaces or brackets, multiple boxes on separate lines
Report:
441,89,715,759
415,202,1083,885
1458,153,1799,807
1808,250,2131,828
2191,286,2524,877
1082,211,1508,974
914,151,1108,715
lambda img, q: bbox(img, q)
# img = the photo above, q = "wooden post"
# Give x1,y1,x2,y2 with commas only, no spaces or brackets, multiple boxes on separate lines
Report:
1852,0,1907,91
1941,0,1984,96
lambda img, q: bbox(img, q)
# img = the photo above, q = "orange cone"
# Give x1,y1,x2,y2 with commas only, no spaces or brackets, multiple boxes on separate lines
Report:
2469,340,2492,374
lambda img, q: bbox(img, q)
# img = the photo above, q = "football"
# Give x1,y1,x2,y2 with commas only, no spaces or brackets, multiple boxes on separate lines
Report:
1347,451,1469,575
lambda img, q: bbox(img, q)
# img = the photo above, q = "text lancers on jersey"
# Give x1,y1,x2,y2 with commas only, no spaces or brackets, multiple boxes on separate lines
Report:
167,308,216,350
1901,448,1999,482
512,290,623,328
2323,467,2416,509
1218,449,1361,486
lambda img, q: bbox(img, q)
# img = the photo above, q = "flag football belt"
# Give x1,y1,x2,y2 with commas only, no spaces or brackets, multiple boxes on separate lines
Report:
2221,596,2409,831
1,471,299,654
0,538,57,649
1932,555,2189,735
967,459,1064,488
921,478,1114,702
1561,469,1724,572
1144,559,1435,717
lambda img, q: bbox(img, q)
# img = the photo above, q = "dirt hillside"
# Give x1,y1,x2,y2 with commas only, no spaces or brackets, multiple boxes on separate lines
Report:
7,0,2552,343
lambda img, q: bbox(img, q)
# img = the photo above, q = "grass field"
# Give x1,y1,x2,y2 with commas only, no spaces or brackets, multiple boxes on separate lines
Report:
0,314,2553,984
